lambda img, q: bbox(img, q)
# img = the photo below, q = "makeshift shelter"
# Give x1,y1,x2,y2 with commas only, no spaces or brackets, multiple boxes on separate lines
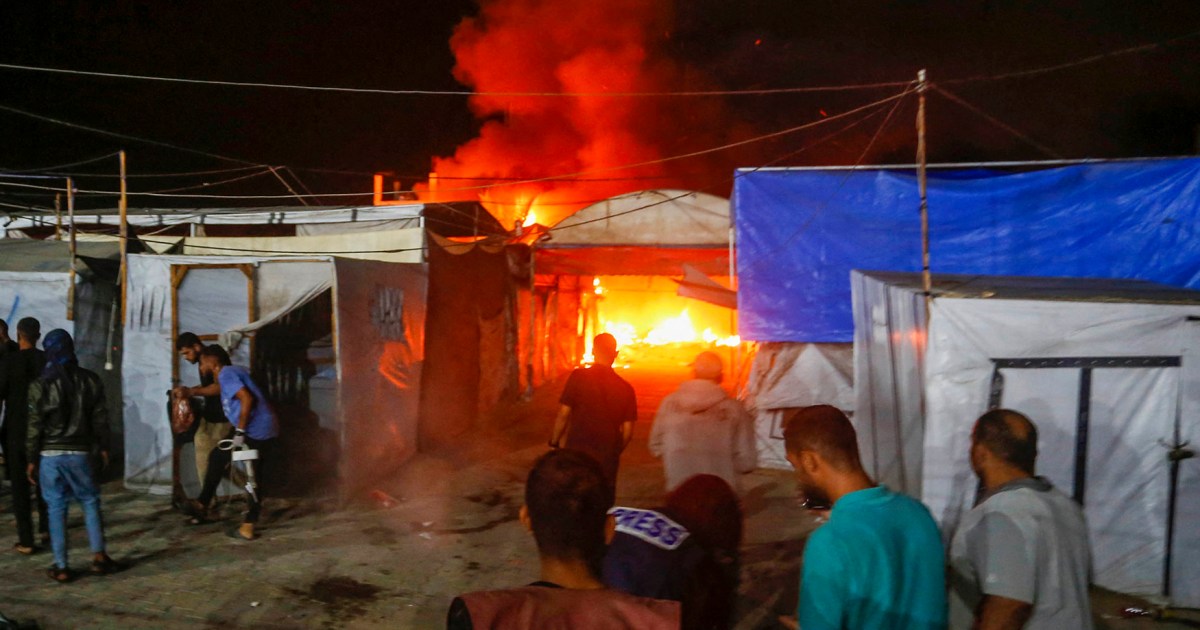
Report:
853,270,1200,606
0,239,123,463
524,189,737,390
122,254,427,501
734,158,1200,468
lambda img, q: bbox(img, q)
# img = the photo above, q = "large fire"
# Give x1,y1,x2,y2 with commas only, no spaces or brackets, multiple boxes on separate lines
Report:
582,277,739,365
412,0,767,228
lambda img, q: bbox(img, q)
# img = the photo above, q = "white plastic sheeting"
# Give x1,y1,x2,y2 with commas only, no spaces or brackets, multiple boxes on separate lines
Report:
122,255,334,493
140,228,425,264
550,189,729,246
854,271,1200,606
742,342,854,469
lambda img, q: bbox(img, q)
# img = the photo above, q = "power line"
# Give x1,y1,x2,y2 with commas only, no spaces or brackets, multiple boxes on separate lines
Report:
552,87,913,235
0,62,912,97
42,164,269,179
0,152,120,173
931,85,1063,159
942,27,1200,84
0,89,914,201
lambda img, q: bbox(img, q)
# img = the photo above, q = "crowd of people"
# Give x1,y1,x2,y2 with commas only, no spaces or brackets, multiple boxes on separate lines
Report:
0,320,276,582
450,333,1094,629
1,321,1096,628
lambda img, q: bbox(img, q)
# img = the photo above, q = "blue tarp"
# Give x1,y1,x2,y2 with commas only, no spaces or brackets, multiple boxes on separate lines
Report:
734,158,1200,342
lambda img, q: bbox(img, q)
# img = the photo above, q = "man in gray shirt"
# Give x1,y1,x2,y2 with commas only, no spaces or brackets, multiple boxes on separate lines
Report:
948,409,1093,630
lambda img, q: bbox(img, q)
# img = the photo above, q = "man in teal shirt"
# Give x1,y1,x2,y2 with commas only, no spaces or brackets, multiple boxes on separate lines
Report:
784,405,946,629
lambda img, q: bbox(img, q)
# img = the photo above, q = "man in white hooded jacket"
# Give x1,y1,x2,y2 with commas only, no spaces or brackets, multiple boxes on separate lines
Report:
649,351,756,493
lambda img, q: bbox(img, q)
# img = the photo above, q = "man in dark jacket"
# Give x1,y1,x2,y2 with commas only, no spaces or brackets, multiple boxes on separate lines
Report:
0,317,48,554
26,329,118,582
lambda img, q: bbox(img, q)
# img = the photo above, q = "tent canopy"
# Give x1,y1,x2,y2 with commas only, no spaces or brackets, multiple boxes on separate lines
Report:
735,158,1200,343
549,189,729,246
538,190,730,276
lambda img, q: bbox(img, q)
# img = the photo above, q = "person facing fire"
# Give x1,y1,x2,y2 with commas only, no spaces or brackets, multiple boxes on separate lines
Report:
549,333,637,494
649,350,756,493
446,449,680,629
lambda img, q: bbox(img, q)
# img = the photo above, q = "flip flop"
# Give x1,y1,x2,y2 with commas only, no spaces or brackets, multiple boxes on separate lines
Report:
14,543,35,555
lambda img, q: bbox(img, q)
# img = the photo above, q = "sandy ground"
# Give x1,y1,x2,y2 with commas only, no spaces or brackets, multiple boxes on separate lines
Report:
0,345,1196,628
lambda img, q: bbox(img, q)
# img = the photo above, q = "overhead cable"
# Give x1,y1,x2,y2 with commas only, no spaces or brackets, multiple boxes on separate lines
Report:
0,62,911,97
943,27,1200,84
931,85,1063,159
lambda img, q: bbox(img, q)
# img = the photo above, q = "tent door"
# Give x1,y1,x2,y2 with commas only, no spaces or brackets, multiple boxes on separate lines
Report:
987,356,1183,599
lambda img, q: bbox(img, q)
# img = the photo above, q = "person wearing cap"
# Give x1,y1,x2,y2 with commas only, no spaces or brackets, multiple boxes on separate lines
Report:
549,333,638,493
648,351,756,493
25,329,118,582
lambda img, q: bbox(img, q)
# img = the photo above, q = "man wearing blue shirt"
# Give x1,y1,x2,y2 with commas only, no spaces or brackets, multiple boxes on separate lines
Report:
185,345,278,541
784,405,947,630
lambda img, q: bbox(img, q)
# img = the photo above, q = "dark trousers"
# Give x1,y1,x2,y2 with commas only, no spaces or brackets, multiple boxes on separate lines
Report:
196,437,277,524
5,437,48,547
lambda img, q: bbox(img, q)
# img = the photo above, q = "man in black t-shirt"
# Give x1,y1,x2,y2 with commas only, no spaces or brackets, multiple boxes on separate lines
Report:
549,333,637,492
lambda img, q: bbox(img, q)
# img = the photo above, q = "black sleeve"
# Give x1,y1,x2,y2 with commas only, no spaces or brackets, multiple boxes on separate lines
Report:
446,597,474,630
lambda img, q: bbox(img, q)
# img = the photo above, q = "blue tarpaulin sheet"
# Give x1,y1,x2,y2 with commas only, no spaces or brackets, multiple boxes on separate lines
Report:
734,158,1200,342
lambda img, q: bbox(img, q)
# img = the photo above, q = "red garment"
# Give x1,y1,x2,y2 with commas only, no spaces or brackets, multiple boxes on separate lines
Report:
458,585,680,629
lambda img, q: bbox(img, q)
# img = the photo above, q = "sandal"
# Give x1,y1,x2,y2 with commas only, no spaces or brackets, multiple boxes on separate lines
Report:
47,566,72,583
225,525,256,541
14,543,36,555
90,554,121,575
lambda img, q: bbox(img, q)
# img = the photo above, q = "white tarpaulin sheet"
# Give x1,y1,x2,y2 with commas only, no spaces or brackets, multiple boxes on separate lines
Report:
141,228,425,264
743,342,854,469
855,271,1200,605
122,254,334,493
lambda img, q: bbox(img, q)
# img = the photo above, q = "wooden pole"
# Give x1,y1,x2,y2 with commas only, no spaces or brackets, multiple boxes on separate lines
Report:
917,69,931,317
54,193,63,241
119,150,129,327
66,178,77,320
525,245,536,400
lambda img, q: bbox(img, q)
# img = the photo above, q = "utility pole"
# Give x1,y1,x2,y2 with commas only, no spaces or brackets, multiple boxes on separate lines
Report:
119,150,129,326
917,69,931,317
66,178,76,320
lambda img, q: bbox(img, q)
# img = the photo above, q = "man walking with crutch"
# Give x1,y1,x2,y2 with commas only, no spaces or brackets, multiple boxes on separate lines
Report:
185,345,278,541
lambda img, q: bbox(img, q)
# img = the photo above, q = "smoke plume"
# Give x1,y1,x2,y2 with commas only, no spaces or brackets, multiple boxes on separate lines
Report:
420,0,763,228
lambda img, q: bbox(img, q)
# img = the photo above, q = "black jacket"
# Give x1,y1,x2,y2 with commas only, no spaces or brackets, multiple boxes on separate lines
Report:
0,348,46,446
26,366,110,456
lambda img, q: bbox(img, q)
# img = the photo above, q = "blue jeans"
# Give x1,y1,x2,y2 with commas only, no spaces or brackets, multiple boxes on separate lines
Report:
39,453,105,569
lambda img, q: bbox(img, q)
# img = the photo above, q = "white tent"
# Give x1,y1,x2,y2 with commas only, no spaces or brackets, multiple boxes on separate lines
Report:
122,253,427,501
853,270,1200,606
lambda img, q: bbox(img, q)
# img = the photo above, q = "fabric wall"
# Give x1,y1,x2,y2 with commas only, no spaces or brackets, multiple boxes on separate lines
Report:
921,297,1200,605
421,239,515,447
742,342,854,469
142,228,425,264
333,258,427,500
851,271,929,495
735,158,1200,342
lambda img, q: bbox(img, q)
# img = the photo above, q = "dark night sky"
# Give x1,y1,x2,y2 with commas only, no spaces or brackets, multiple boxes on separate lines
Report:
3,1,1200,210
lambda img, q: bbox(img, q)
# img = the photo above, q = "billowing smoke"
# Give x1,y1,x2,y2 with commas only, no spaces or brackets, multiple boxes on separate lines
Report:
420,0,764,228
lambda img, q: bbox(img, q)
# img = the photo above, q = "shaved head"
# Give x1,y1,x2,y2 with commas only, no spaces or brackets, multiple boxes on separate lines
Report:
973,409,1038,474
783,405,863,472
